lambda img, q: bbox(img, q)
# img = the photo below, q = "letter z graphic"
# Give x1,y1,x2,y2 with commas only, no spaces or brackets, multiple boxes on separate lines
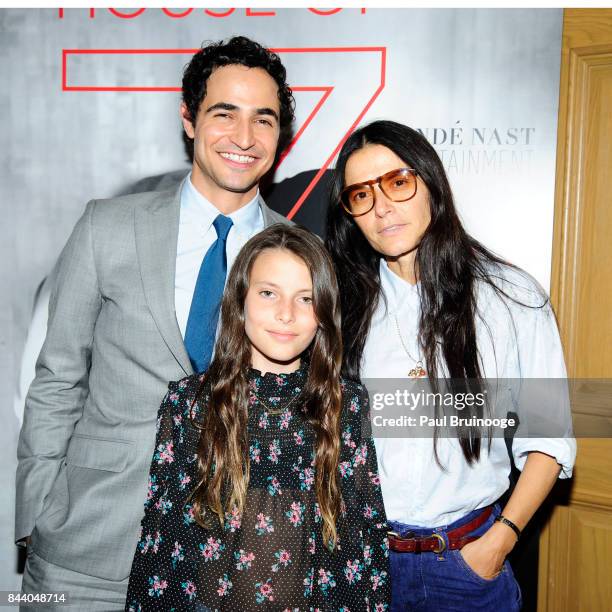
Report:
62,47,387,219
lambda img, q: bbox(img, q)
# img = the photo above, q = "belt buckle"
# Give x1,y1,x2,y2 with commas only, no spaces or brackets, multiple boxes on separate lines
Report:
432,533,446,553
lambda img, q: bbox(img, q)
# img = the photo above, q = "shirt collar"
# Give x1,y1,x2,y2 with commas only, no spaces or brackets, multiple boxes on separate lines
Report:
379,258,420,313
181,172,261,235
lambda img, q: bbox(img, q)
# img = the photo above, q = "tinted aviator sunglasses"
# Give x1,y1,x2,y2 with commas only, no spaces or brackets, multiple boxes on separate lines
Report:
340,167,418,217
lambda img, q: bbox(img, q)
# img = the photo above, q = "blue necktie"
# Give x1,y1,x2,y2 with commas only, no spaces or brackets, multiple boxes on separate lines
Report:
184,214,234,373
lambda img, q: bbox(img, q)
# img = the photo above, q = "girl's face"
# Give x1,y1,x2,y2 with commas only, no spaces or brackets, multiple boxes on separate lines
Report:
344,144,432,261
244,248,318,374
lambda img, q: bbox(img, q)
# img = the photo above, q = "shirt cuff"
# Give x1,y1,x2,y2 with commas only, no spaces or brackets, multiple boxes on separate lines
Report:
512,437,577,478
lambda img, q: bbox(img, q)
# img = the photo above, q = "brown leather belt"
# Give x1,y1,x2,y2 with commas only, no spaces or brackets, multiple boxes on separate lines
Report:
387,506,493,553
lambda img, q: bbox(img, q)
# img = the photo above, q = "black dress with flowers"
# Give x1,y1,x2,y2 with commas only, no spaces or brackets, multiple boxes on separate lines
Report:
126,367,390,611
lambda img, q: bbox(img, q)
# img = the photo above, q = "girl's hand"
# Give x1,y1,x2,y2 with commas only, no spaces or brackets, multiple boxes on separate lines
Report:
458,522,517,580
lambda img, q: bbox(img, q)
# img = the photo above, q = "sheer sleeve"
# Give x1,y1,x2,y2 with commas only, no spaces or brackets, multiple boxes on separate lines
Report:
133,382,181,559
341,381,391,610
126,376,201,608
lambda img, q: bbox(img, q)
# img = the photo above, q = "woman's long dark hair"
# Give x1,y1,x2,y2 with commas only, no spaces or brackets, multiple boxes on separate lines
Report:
326,120,538,464
190,224,343,547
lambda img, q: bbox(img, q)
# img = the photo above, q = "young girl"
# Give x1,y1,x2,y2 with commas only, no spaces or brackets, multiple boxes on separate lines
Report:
126,224,390,611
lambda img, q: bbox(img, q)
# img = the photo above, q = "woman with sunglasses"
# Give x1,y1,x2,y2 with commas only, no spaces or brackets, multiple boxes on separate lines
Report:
325,120,575,611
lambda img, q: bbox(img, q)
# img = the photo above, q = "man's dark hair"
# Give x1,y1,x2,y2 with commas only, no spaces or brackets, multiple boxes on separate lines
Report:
182,36,295,158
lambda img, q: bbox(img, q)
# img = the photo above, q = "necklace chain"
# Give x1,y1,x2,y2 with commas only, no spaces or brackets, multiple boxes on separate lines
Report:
251,389,302,415
392,313,427,378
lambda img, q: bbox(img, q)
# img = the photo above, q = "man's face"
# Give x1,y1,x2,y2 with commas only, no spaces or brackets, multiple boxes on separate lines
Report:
181,64,281,211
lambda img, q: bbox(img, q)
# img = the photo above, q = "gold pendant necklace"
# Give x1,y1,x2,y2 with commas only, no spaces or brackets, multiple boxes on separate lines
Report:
392,313,427,378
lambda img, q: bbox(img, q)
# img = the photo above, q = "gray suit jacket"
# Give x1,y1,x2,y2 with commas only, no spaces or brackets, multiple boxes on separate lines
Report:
16,181,290,581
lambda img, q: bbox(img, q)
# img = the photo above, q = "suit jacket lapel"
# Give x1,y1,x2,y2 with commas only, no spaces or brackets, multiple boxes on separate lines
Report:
260,196,277,227
135,181,193,375
259,196,291,227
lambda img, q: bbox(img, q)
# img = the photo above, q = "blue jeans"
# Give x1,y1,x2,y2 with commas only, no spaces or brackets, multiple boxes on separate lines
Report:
388,505,522,611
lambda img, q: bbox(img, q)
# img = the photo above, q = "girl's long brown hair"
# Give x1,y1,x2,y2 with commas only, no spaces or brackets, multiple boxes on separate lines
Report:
190,224,344,548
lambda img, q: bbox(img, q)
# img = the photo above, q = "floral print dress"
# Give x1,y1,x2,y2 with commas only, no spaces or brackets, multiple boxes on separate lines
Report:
126,367,390,611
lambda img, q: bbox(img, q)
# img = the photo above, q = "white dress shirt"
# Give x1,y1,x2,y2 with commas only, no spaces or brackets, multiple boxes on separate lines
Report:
362,259,576,527
175,174,264,337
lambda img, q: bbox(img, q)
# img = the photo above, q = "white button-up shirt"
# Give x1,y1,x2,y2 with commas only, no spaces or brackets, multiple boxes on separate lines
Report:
175,174,264,337
362,259,576,527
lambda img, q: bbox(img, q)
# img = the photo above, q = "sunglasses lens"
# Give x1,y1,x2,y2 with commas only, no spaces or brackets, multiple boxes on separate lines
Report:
381,169,417,201
344,186,374,216
341,169,417,216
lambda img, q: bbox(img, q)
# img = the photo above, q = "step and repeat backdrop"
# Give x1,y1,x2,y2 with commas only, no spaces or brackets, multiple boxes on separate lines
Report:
0,8,562,587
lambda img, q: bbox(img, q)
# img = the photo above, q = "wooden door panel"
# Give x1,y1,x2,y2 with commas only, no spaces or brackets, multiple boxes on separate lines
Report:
540,9,612,611
566,505,612,610
574,50,612,377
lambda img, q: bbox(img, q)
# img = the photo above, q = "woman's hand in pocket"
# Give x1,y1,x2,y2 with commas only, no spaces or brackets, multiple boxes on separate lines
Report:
459,522,517,580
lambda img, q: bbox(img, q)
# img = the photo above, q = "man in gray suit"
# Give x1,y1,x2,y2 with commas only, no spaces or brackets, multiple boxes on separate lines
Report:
16,36,293,609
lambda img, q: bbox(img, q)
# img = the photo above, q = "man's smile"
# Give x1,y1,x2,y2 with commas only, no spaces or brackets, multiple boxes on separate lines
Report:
219,151,257,165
